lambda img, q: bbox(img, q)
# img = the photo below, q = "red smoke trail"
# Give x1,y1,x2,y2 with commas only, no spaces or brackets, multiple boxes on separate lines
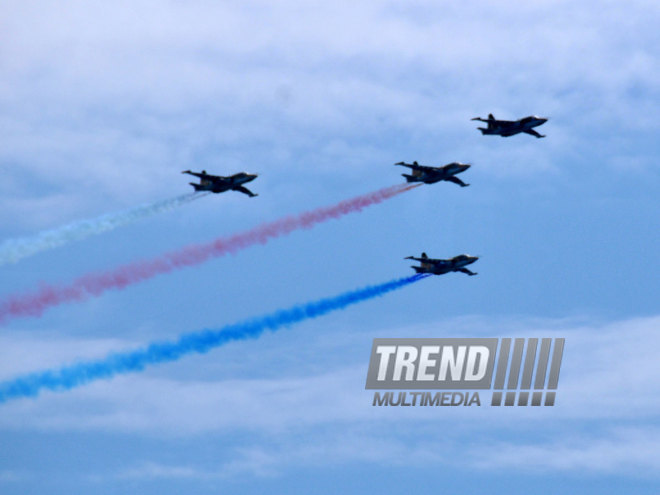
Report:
0,184,419,323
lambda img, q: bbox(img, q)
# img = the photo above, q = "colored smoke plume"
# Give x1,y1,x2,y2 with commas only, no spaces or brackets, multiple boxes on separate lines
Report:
0,274,428,403
0,192,208,266
0,184,418,323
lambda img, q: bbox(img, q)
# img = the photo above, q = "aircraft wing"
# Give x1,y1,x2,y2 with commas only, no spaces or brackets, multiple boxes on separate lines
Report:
234,185,258,197
395,162,438,173
472,116,514,124
182,170,206,179
446,176,469,187
523,129,546,138
182,170,229,183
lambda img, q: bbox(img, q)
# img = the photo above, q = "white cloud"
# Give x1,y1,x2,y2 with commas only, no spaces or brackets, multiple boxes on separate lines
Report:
0,332,136,378
2,314,659,430
104,426,660,480
115,461,218,481
469,427,660,475
1,0,657,228
1,314,658,478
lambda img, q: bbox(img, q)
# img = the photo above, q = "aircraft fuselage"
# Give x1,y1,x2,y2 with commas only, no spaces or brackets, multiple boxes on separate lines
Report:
183,170,259,196
405,254,479,276
197,173,257,193
473,115,548,138
401,162,471,184
425,163,469,182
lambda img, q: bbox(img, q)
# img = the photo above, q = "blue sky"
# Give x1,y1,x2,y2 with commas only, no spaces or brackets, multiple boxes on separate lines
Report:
1,0,659,493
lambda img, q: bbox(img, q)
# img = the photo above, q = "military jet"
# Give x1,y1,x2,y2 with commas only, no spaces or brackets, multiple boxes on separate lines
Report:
471,114,548,138
405,252,478,276
182,170,258,197
395,161,471,187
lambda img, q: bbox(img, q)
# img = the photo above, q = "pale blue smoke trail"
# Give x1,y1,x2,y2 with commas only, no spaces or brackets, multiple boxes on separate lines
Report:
0,274,428,403
0,192,208,266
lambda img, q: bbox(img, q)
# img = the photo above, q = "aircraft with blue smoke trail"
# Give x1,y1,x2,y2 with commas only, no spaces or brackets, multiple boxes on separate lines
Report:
405,252,479,276
182,170,259,197
471,114,548,138
395,161,471,187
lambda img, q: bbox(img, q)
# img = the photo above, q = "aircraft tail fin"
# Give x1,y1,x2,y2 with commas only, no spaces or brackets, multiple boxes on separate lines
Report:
402,174,417,183
189,182,204,191
411,266,426,273
487,114,496,130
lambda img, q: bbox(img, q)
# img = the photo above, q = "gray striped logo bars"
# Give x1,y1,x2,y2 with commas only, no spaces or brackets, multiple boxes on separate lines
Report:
490,338,564,406
365,337,565,407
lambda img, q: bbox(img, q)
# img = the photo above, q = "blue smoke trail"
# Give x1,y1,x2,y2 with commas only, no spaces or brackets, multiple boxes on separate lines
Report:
0,192,208,266
0,274,428,403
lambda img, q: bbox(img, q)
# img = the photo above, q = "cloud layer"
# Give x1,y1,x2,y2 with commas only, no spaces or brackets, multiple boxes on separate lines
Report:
1,314,658,478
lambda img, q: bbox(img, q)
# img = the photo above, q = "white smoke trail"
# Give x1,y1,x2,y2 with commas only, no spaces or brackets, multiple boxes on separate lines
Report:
0,192,208,266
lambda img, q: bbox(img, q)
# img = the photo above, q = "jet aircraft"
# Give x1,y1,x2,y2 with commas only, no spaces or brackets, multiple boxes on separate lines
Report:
471,114,548,138
182,170,258,197
405,252,479,276
395,161,471,187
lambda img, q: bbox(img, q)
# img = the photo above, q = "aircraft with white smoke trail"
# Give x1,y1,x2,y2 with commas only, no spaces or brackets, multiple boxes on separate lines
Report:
183,170,259,197
395,161,471,187
405,252,479,276
471,113,548,138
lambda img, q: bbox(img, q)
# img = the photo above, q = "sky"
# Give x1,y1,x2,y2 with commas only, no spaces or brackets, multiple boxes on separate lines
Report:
0,0,659,493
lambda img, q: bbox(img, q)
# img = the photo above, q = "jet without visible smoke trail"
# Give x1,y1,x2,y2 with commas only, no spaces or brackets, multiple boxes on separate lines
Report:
471,114,548,138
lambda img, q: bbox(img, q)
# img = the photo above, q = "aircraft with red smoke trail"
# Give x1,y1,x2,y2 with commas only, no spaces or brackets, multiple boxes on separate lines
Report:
182,170,259,197
395,161,471,187
405,252,479,276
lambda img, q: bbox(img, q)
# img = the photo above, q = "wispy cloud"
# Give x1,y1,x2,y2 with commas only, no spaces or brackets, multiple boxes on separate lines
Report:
103,426,660,481
1,314,658,477
468,427,660,475
1,0,657,228
115,461,217,481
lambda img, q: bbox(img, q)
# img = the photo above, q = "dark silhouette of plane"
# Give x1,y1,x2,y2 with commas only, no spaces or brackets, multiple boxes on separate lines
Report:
405,252,479,276
472,114,548,138
182,170,258,197
395,161,471,187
